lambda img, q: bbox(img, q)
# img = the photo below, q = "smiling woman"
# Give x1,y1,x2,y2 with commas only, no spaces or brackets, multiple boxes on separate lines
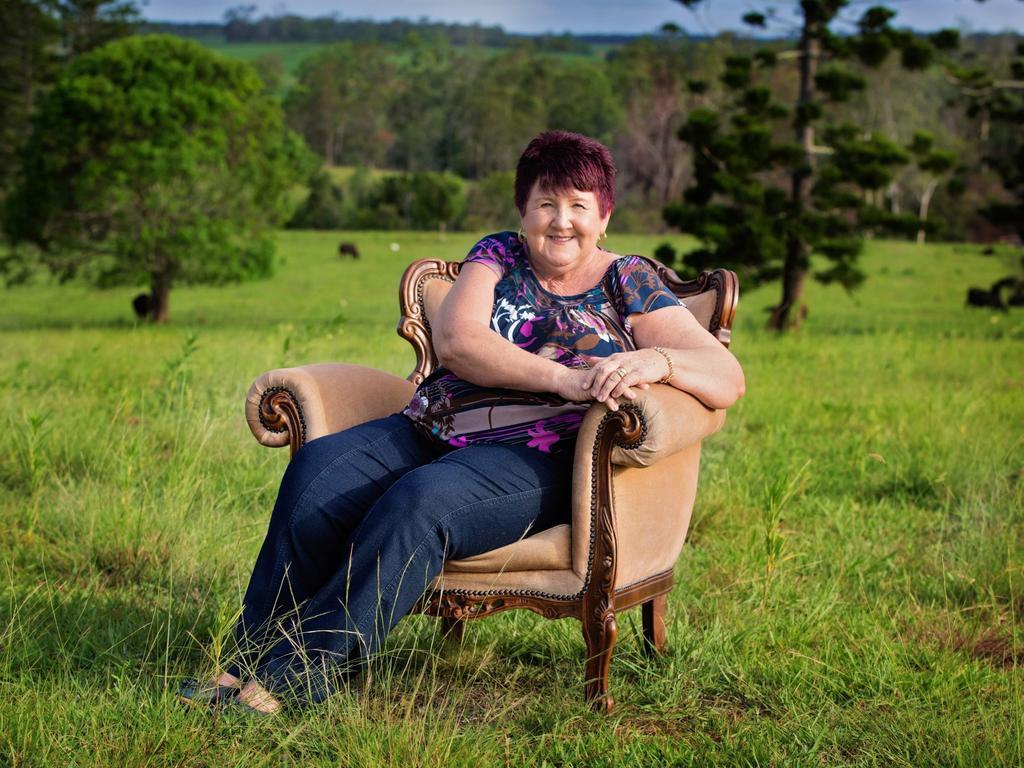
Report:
179,130,744,715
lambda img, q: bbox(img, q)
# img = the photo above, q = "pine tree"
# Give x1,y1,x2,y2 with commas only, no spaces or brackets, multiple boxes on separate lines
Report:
668,1,958,329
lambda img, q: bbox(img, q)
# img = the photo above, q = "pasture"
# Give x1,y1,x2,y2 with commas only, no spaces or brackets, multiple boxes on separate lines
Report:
1,231,1022,766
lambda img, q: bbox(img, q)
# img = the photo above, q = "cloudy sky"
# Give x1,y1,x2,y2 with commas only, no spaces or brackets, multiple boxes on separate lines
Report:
144,0,1024,35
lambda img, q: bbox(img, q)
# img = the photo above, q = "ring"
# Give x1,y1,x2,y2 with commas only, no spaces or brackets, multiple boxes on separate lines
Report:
615,367,628,379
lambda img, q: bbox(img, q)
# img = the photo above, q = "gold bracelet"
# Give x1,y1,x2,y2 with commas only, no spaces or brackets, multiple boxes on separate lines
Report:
653,346,675,384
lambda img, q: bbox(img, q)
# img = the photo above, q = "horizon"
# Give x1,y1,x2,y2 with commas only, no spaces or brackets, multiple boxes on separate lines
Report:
142,0,1024,36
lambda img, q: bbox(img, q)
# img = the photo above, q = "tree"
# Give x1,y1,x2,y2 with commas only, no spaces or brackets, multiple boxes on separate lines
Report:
669,1,957,329
905,131,957,243
3,35,310,322
0,1,58,198
954,40,1024,247
0,0,138,203
53,0,139,59
285,42,398,168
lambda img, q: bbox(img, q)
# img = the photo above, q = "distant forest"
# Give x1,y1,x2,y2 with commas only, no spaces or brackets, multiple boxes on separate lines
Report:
5,5,1024,243
150,14,1021,242
143,10,648,52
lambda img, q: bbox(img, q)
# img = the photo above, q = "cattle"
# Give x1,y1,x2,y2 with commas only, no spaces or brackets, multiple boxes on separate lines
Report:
338,242,360,259
132,293,151,320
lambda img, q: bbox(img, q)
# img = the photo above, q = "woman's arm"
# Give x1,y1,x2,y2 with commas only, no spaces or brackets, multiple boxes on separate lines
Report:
584,305,745,410
433,263,610,403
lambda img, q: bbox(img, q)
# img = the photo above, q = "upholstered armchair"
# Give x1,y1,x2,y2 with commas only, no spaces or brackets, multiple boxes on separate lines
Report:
245,257,738,713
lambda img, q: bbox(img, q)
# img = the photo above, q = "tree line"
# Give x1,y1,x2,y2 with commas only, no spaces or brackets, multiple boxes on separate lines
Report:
1,2,1022,326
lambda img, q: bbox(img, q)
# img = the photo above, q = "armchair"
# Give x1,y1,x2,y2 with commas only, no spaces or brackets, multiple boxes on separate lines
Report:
246,256,738,713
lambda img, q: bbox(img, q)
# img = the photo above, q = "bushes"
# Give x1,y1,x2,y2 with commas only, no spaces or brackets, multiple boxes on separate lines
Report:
290,168,513,233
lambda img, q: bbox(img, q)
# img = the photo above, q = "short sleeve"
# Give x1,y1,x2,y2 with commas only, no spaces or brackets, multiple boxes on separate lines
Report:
462,231,521,279
612,256,684,317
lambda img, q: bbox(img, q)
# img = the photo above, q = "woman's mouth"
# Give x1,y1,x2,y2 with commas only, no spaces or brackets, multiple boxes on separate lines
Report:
549,235,574,244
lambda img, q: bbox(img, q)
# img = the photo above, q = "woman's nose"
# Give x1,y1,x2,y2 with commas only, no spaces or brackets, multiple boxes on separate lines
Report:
552,206,572,230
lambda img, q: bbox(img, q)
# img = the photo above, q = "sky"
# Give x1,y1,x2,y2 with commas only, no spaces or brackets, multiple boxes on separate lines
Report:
142,0,1024,35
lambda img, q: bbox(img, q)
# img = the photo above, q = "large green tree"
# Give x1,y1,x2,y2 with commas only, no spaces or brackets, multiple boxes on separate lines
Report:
3,34,309,321
668,1,958,329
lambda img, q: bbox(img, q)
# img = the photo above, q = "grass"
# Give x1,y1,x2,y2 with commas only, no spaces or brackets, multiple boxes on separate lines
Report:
1,231,1022,766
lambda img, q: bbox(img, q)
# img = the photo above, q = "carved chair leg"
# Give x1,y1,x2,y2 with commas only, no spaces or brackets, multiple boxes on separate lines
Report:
582,611,618,713
642,594,668,656
441,616,465,643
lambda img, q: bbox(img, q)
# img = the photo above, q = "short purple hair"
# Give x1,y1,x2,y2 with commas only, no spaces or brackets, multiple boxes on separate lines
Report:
514,131,616,217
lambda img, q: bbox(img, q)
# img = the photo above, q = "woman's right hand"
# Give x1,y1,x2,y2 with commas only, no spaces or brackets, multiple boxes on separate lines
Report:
555,366,639,411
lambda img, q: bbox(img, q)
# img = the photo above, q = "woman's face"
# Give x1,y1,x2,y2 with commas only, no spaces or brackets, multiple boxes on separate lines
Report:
520,183,612,276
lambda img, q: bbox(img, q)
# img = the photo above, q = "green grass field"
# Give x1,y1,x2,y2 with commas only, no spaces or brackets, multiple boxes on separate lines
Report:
1,231,1022,766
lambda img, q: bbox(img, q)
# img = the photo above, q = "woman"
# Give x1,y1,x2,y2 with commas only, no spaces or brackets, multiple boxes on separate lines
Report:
180,130,745,714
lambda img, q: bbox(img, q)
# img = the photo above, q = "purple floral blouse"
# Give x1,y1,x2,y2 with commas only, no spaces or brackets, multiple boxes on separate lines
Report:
403,231,683,453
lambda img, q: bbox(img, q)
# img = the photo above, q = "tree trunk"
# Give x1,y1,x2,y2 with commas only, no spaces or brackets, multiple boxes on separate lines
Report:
917,178,938,245
770,13,819,331
887,180,900,214
151,269,171,323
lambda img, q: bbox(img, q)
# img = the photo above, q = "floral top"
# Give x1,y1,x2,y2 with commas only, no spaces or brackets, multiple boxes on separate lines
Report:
403,231,683,453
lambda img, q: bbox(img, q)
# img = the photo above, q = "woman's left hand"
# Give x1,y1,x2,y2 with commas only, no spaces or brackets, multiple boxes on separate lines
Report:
583,349,670,405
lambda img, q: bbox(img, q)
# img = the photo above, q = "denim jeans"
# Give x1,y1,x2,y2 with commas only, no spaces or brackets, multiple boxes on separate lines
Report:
226,413,573,703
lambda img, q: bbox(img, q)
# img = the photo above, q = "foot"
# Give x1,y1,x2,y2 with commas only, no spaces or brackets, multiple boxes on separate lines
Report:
177,671,242,707
236,681,282,715
213,671,241,688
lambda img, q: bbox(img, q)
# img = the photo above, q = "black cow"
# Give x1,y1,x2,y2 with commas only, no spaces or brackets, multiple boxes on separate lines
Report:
338,242,360,259
132,293,151,320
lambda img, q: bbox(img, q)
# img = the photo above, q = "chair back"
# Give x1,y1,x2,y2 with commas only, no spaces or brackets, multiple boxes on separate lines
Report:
398,256,738,385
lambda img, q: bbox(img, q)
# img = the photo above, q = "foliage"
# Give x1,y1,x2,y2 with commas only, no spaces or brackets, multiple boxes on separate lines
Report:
2,34,311,321
963,43,1024,244
285,42,398,168
0,231,1021,764
0,0,139,202
667,1,958,330
214,7,592,53
54,0,140,58
290,168,469,233
0,1,59,198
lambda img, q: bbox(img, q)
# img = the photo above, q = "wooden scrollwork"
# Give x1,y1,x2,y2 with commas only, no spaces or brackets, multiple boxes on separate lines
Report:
397,258,462,385
258,387,306,457
416,590,579,622
643,259,739,348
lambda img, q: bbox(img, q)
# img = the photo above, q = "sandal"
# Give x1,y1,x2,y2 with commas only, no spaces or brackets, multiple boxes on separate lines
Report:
177,677,241,708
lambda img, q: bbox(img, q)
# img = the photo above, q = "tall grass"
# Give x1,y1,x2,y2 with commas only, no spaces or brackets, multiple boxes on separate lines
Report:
1,232,1022,765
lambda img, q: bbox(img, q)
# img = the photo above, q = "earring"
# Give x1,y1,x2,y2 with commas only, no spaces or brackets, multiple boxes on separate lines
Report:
598,231,607,242
517,228,526,242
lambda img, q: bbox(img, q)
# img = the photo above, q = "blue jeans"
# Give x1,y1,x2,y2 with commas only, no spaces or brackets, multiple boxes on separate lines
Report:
226,414,573,703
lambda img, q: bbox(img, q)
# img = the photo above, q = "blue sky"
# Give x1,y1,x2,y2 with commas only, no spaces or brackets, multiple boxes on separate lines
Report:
142,0,1024,34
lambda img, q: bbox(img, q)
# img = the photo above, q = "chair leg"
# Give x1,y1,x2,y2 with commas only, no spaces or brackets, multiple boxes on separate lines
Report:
582,610,618,713
441,616,465,643
642,594,668,656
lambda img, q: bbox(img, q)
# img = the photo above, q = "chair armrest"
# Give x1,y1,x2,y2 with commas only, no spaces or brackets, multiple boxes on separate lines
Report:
610,384,726,467
570,385,726,581
246,363,416,453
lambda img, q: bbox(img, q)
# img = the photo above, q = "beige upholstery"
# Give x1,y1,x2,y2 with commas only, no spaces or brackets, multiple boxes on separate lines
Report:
422,277,453,327
443,524,571,573
246,363,415,447
680,290,716,330
569,389,724,584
